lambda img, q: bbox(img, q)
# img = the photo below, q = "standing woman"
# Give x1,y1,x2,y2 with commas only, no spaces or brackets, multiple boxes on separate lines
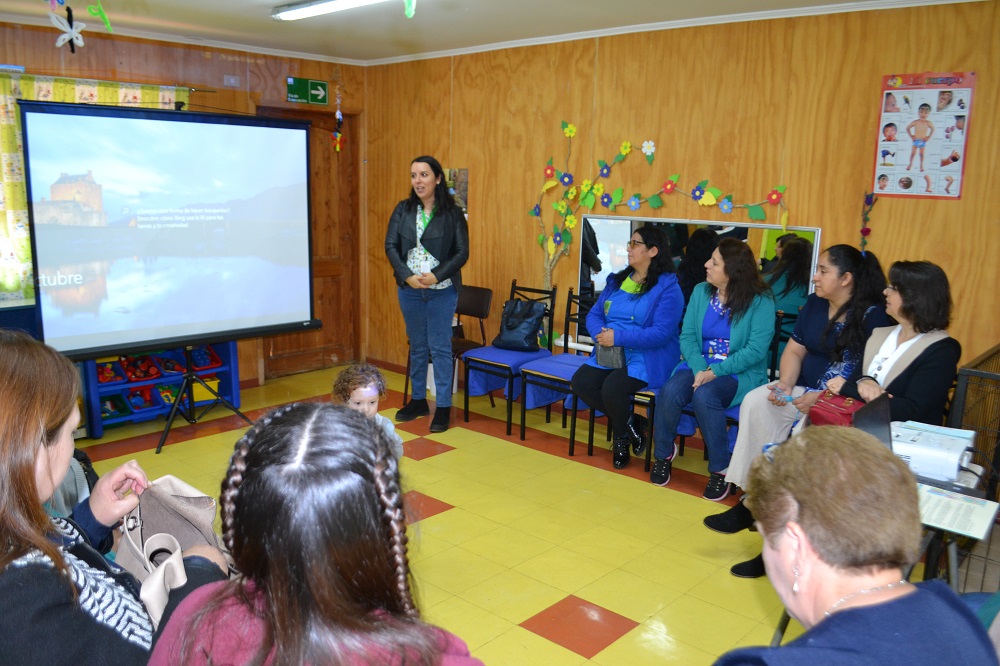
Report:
385,156,470,433
651,238,775,499
570,225,684,470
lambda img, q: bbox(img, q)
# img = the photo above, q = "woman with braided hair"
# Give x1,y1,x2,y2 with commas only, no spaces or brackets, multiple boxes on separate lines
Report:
150,403,483,666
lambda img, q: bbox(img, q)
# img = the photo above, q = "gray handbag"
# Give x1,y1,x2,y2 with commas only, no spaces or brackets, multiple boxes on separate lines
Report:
595,345,625,369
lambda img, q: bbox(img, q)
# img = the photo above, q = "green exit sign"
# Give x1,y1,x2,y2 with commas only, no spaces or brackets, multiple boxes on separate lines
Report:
286,77,328,105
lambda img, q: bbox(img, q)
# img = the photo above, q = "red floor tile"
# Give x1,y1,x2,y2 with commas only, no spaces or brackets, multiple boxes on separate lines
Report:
520,594,638,659
403,437,456,460
403,490,454,523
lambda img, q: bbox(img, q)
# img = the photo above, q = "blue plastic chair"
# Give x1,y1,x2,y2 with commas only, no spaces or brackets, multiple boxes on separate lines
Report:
519,289,596,442
462,280,557,436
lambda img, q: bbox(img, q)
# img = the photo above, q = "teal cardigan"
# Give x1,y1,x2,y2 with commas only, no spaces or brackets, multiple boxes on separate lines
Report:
676,282,775,407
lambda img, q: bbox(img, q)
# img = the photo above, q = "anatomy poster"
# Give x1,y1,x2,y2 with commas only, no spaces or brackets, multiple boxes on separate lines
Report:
874,72,974,199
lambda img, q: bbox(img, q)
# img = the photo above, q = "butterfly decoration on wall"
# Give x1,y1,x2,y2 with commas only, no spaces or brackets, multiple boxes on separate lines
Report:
49,8,85,53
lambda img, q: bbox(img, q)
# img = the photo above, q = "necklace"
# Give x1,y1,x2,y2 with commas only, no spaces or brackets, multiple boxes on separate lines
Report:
825,579,908,617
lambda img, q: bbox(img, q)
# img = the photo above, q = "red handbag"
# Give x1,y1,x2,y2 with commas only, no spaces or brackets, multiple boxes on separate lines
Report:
807,390,866,427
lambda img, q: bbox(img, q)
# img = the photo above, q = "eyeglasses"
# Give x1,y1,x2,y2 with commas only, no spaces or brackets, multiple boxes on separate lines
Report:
885,284,898,293
626,240,647,249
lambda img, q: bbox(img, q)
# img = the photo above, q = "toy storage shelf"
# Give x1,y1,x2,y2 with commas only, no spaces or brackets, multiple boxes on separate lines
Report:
81,341,240,439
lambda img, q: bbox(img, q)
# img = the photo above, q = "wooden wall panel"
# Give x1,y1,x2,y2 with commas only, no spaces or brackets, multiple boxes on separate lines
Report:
365,1,1000,368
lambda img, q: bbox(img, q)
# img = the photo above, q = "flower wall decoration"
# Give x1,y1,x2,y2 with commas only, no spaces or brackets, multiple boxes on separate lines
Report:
859,191,878,254
528,121,793,287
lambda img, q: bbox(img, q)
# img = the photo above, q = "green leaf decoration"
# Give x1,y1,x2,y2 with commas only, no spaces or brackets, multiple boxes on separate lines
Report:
612,187,624,205
551,201,563,211
553,223,562,236
561,120,569,131
696,179,709,189
612,152,626,164
538,234,546,247
598,159,607,169
561,229,572,245
724,195,733,203
647,193,663,209
646,153,654,166
547,157,553,166
555,169,563,178
669,174,680,182
706,187,722,198
528,207,537,216
775,185,787,193
583,192,596,209
747,204,767,221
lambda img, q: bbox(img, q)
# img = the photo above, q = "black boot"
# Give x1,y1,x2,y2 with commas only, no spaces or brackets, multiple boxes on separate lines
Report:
627,414,647,456
612,436,631,469
429,407,451,433
730,552,766,579
395,398,429,422
703,496,754,534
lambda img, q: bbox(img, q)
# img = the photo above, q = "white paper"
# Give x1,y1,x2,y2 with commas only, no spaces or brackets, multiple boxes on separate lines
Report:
919,483,999,540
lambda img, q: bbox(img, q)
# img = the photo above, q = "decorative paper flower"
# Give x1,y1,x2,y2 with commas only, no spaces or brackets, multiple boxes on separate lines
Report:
641,141,655,156
531,204,541,217
554,233,563,245
566,186,578,200
620,141,632,156
662,181,676,194
691,185,705,201
544,165,556,178
559,172,574,186
592,183,605,197
767,189,783,205
861,227,871,237
627,196,641,211
580,180,592,194
565,214,578,229
563,123,577,138
600,193,612,208
599,164,611,178
864,193,876,207
555,200,568,214
718,199,734,214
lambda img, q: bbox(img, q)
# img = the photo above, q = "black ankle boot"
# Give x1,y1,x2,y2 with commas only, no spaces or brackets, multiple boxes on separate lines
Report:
612,436,631,469
730,552,766,578
626,414,647,456
395,398,429,422
429,407,450,433
703,497,754,534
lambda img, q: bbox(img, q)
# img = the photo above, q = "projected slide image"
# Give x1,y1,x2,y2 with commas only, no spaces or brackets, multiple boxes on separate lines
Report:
22,104,314,356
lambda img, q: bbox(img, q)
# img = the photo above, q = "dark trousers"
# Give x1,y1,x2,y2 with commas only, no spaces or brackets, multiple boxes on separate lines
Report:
570,364,648,438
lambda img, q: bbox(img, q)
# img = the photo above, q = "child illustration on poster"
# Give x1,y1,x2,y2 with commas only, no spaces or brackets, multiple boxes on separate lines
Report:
873,72,974,199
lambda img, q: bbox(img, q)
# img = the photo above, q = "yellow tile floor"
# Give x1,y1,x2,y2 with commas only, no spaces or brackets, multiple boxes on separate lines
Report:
83,367,809,664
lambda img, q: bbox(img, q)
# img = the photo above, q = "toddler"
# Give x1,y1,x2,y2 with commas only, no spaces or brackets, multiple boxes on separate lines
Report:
333,363,404,459
906,103,935,172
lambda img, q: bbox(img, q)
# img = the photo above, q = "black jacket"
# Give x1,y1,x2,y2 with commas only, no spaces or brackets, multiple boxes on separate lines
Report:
384,200,469,291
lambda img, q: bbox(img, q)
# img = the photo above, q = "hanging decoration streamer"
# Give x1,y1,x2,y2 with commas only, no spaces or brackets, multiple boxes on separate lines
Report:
859,192,878,254
404,0,417,19
49,8,85,53
331,85,344,152
87,0,113,33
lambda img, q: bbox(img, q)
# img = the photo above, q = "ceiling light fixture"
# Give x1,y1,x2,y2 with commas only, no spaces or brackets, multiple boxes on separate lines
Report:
272,0,393,21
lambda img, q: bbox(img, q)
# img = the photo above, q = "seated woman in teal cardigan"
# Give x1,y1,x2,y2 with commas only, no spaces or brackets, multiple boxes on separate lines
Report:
651,238,775,500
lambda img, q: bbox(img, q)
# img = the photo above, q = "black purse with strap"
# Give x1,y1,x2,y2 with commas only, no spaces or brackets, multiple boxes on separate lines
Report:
492,298,545,351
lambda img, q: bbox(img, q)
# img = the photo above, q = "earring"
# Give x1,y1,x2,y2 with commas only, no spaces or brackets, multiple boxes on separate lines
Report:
792,566,800,594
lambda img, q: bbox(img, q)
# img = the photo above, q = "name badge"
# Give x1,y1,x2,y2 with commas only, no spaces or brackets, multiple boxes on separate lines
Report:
420,260,431,274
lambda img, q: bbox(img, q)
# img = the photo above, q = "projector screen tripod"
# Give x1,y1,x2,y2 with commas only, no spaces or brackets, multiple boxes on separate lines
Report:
155,346,253,454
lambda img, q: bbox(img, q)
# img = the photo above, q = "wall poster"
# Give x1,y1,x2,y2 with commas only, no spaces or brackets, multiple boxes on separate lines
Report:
874,72,974,199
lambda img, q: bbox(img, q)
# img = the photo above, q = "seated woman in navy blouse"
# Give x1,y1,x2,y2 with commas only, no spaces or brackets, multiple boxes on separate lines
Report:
650,238,775,500
715,427,997,666
571,225,683,470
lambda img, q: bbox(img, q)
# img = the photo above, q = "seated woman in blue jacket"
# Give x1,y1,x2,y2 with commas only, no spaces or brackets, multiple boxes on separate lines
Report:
650,238,775,500
571,225,684,470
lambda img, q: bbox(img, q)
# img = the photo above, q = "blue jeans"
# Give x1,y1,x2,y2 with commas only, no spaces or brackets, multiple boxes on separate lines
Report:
398,286,458,407
654,369,738,474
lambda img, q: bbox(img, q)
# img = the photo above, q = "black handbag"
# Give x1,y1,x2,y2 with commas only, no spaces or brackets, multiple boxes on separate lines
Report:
492,298,546,351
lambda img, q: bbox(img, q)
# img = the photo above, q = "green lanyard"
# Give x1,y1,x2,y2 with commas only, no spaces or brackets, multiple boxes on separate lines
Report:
418,205,435,235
